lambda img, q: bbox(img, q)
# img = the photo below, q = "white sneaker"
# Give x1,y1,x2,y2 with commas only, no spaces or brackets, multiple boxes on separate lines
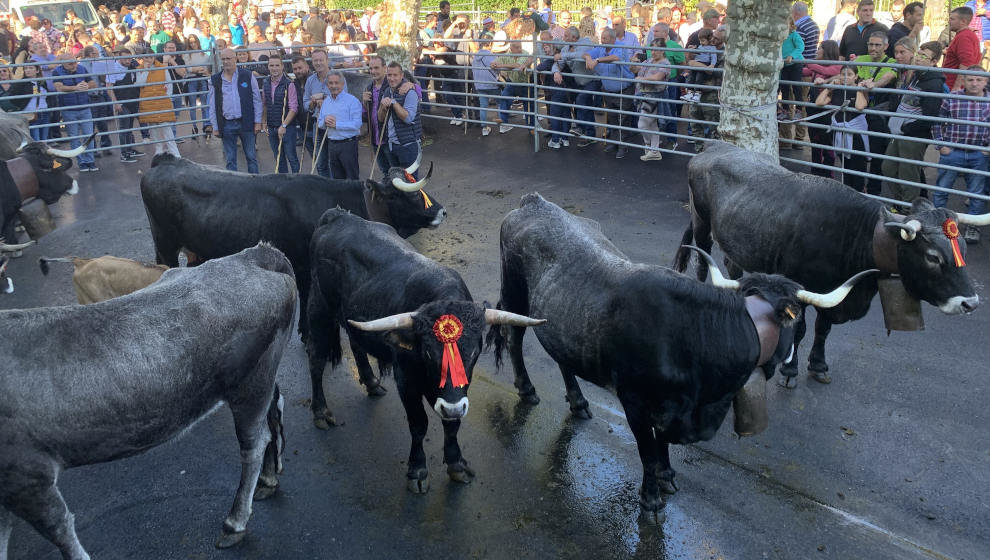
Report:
640,150,663,161
481,126,492,136
691,92,702,102
499,124,513,134
679,92,694,102
561,139,570,147
547,139,561,149
450,118,463,126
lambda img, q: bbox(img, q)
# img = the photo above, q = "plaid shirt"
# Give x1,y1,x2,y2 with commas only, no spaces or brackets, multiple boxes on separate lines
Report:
934,90,990,147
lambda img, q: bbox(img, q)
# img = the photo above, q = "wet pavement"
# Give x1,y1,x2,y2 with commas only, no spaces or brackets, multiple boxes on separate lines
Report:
3,124,989,560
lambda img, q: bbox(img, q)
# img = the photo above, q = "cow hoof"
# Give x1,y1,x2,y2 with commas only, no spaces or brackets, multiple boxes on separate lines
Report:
638,504,666,525
407,472,431,494
658,473,678,495
777,376,797,389
253,483,278,501
447,461,476,484
810,371,832,384
215,529,246,549
365,382,388,397
313,410,337,430
518,389,540,405
571,405,592,420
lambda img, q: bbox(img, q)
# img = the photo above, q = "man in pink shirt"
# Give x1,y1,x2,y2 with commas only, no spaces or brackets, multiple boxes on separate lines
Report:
262,53,300,173
943,7,982,89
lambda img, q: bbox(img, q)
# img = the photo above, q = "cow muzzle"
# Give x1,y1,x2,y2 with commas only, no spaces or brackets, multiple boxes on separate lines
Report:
434,396,469,421
67,179,79,195
939,294,979,315
430,207,447,228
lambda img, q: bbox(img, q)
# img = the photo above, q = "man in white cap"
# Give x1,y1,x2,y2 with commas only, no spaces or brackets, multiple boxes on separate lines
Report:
481,16,497,40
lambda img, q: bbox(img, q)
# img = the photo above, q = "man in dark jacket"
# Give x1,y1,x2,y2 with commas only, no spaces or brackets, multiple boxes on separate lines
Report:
886,2,925,58
840,0,889,59
881,41,945,203
207,48,263,173
107,45,145,163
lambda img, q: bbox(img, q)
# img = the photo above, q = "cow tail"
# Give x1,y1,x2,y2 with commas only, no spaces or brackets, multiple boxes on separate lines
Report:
38,256,78,276
672,225,695,272
484,300,508,372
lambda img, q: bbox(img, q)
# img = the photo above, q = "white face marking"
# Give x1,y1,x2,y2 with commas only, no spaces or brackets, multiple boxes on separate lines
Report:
783,344,795,365
433,396,469,420
67,180,79,195
938,295,979,315
4,277,12,293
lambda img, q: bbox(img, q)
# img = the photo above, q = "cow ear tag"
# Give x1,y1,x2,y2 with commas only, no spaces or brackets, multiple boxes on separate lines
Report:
433,315,467,388
51,160,63,169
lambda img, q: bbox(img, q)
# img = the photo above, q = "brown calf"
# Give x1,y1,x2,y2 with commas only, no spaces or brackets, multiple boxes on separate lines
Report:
39,255,169,304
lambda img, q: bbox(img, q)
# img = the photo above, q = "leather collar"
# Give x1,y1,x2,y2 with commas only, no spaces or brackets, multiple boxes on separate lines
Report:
7,157,39,201
872,217,900,275
745,295,780,367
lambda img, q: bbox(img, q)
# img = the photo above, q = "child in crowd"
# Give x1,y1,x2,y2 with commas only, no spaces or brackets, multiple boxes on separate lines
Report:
680,28,715,102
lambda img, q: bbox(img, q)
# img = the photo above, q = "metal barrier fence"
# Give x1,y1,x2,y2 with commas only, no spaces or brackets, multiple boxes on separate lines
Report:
2,39,987,214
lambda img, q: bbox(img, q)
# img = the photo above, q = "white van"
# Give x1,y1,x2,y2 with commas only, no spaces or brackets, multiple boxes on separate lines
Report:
9,0,103,31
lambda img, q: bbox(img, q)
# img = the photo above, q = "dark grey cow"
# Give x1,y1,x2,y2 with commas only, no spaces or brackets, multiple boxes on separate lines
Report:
306,209,544,492
141,153,444,351
673,141,982,385
488,193,872,522
0,244,297,559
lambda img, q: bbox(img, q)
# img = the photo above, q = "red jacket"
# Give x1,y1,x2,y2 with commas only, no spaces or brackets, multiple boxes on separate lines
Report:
943,28,981,89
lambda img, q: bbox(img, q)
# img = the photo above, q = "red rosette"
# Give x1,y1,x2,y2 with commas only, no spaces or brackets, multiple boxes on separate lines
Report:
433,315,468,388
943,218,966,268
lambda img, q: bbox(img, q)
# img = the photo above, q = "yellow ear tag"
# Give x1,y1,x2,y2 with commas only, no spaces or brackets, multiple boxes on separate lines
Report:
420,190,433,209
785,307,797,320
51,160,63,169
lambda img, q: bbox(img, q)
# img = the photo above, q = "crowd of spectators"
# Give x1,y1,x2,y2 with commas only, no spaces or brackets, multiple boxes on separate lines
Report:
0,0,987,238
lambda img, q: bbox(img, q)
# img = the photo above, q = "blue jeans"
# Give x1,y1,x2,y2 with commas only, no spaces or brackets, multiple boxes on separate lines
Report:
61,108,95,166
267,125,299,173
476,89,498,123
385,141,420,179
546,88,571,142
933,149,989,215
498,83,534,126
221,119,259,174
171,96,183,137
575,81,602,136
30,111,51,141
186,78,210,125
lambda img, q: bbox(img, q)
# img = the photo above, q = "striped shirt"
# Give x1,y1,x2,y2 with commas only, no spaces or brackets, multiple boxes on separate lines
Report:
934,90,990,147
794,15,820,60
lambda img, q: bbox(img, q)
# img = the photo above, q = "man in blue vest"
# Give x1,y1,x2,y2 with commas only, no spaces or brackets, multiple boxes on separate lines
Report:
378,62,422,179
262,53,299,173
207,48,263,173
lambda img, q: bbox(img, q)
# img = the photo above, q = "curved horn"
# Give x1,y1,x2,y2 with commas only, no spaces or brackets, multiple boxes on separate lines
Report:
0,238,36,252
15,139,28,153
682,245,740,290
392,162,434,192
796,269,879,309
956,212,990,227
484,308,547,327
405,149,422,175
348,312,417,332
885,219,921,241
45,133,96,159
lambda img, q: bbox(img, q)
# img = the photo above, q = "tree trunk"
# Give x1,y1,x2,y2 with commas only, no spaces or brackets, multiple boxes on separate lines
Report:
378,0,422,69
718,0,790,157
202,0,229,35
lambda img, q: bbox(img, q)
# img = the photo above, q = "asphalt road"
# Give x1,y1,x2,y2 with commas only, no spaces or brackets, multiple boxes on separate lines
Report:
3,123,988,560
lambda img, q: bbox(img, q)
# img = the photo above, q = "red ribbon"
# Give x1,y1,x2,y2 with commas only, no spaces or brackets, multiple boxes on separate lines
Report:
433,315,467,388
943,219,966,268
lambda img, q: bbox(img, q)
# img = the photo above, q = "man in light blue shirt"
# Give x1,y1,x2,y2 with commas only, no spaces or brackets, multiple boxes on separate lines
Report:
580,27,636,158
316,71,362,180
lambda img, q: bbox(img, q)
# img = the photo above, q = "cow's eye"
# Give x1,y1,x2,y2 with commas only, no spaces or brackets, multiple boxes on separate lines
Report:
925,250,942,266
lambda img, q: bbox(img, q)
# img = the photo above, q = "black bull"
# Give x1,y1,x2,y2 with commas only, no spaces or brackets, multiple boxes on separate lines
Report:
674,141,982,384
305,209,544,493
487,193,873,522
140,153,445,341
0,244,296,558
